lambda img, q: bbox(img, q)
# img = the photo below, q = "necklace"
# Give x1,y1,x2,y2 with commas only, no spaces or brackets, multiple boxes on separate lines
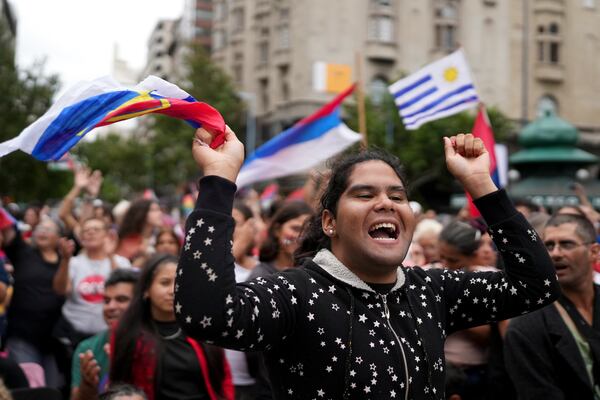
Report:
161,327,182,340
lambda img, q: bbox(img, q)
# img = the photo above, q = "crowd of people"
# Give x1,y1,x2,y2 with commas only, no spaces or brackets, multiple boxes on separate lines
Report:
0,128,596,399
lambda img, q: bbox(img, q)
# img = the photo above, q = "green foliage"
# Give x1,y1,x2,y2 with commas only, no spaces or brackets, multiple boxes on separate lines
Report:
76,42,246,201
345,91,514,209
0,20,65,203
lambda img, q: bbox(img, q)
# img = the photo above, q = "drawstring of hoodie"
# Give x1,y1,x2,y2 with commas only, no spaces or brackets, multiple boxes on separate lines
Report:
342,287,355,400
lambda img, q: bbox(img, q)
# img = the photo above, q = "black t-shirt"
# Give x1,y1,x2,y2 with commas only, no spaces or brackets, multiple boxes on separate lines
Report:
3,230,64,349
155,320,209,400
366,281,396,294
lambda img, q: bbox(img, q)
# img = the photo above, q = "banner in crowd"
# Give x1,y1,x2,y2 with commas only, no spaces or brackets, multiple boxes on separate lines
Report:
236,84,361,188
388,49,479,130
0,76,226,161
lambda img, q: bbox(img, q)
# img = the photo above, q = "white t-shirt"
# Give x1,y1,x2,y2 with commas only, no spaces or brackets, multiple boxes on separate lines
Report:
62,253,131,335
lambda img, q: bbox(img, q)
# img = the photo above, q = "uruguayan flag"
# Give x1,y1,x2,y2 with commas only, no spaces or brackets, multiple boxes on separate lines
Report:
388,49,479,130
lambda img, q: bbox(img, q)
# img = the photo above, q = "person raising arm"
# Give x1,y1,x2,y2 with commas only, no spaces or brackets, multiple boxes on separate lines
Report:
175,127,560,399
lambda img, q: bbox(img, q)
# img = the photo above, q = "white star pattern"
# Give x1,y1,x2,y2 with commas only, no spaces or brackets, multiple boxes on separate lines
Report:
173,202,559,399
200,316,212,328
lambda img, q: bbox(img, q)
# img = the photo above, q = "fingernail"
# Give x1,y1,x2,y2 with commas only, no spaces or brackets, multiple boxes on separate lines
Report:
194,138,208,147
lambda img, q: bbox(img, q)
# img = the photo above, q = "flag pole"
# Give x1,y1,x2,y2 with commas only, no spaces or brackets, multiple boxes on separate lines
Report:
355,51,368,150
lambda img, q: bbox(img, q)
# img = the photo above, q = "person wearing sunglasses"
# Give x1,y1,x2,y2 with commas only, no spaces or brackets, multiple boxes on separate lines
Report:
505,213,600,399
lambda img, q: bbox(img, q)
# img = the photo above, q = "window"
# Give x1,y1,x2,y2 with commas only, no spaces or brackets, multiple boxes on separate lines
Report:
232,8,244,32
258,42,269,64
536,95,559,117
213,30,225,49
369,77,389,106
214,2,226,20
259,78,269,110
195,26,211,37
279,65,289,101
372,0,391,6
368,16,394,42
196,9,213,20
233,64,243,84
278,26,290,49
434,2,459,51
583,0,595,9
536,22,561,64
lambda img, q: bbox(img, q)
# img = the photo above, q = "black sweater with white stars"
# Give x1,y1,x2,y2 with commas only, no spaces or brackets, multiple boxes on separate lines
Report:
175,175,560,400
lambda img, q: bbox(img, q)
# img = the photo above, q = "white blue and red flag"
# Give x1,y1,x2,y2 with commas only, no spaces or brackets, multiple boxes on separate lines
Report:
0,76,226,161
236,85,361,188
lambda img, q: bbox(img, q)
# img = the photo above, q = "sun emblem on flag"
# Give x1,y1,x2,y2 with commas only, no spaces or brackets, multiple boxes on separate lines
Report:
443,66,459,82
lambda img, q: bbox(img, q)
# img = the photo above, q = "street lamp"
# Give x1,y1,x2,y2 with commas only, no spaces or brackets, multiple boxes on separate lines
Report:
238,91,257,155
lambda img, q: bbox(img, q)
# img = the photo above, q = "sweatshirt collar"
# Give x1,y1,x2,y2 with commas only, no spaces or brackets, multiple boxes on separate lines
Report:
312,249,406,293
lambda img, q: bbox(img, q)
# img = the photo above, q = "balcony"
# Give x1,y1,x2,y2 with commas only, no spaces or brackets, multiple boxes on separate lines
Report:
535,63,564,83
533,0,565,15
365,41,398,63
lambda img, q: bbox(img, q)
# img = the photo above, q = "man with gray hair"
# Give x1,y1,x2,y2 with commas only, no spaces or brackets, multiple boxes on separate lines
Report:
504,213,600,399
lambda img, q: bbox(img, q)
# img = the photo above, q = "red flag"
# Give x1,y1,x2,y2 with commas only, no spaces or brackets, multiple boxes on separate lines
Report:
467,105,499,217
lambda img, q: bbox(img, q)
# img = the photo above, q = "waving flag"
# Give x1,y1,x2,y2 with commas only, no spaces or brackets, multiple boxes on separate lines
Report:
0,207,16,230
236,85,361,188
467,105,501,217
0,76,226,161
388,49,479,130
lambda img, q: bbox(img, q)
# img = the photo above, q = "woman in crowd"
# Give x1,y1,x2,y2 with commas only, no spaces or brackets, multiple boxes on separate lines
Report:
110,254,233,400
413,218,443,265
247,201,312,280
53,217,131,347
438,220,507,400
116,199,163,267
0,218,66,388
154,229,181,257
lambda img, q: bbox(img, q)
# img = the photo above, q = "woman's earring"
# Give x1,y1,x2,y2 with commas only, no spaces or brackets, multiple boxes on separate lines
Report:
329,229,334,235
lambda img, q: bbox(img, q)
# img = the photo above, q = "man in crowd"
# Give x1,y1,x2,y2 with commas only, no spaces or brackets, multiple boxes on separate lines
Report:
71,268,138,400
504,213,600,398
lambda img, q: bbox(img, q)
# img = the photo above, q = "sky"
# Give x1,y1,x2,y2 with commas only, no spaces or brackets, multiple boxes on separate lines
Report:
13,0,185,95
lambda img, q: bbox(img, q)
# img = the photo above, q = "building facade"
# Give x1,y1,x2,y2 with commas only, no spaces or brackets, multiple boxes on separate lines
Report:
210,0,600,143
142,19,182,82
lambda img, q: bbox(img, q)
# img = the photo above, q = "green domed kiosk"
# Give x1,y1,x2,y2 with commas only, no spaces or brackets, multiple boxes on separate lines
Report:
509,111,600,209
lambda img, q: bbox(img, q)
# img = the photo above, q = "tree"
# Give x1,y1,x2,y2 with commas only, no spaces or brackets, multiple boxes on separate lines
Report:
345,91,514,210
0,20,65,203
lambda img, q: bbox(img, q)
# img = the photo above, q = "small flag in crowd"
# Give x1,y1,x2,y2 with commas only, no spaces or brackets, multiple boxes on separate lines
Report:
388,49,479,130
236,84,361,188
0,76,226,161
467,105,500,217
0,208,16,230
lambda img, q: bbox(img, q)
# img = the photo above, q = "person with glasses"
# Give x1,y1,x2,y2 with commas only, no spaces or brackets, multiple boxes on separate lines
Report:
505,213,600,399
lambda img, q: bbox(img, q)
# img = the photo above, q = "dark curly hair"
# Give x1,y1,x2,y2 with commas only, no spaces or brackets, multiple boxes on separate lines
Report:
294,149,407,264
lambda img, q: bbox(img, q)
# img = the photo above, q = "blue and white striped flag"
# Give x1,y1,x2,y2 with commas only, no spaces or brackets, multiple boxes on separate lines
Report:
388,49,479,130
